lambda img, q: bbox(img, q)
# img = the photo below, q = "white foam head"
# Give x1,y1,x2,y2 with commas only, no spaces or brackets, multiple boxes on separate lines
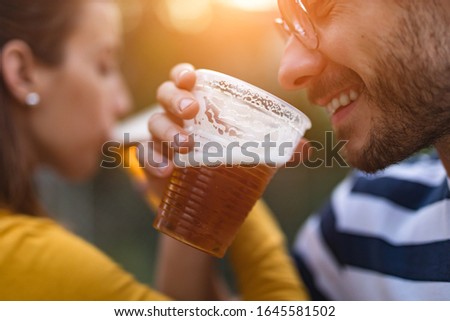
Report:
178,69,311,167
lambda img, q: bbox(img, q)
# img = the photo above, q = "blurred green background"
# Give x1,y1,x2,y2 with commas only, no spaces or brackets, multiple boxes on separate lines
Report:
37,0,349,287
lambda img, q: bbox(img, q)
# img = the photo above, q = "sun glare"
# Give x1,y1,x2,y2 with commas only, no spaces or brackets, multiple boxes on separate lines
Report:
216,0,278,12
157,0,278,34
157,0,213,34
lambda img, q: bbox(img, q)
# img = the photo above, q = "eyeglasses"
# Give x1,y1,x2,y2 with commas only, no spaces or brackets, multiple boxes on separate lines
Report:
275,0,319,50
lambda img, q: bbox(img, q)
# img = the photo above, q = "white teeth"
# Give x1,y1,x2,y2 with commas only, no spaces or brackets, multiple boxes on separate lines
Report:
339,93,350,106
349,89,359,101
332,98,340,109
325,89,360,115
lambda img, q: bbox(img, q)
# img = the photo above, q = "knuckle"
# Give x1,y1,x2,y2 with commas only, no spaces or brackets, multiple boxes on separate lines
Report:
147,112,165,128
156,81,174,101
163,127,176,141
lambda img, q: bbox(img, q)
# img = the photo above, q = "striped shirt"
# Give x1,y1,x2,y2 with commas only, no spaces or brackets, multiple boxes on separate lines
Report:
292,153,450,300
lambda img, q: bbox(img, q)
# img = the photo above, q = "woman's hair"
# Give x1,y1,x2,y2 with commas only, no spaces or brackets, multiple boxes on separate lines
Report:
0,0,83,215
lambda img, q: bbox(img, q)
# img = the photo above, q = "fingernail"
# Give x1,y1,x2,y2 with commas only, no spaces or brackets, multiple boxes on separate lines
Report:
179,98,194,112
178,134,189,143
178,69,190,81
174,133,189,147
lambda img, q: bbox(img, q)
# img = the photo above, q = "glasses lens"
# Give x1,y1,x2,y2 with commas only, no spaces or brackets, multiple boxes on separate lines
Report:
277,0,318,49
274,17,291,41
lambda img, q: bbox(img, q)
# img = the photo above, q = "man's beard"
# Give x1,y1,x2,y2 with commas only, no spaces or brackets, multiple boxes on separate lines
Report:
342,1,450,173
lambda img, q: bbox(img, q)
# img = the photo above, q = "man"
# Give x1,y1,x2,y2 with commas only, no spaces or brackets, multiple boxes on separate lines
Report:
150,0,450,299
276,0,450,300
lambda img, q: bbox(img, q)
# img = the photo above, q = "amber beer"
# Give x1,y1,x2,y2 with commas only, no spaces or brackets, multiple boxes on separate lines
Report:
153,68,311,257
153,163,277,257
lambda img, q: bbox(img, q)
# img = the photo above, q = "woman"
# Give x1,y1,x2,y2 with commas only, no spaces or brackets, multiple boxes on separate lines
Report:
0,0,208,300
0,0,305,300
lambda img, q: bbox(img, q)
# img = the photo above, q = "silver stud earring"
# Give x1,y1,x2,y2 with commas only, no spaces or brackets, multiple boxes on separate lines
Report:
25,92,40,107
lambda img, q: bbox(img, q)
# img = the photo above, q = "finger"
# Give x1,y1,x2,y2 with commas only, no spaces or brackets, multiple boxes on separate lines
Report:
295,138,311,157
136,144,174,179
156,81,199,119
144,137,174,163
170,63,196,90
147,112,193,152
285,138,310,167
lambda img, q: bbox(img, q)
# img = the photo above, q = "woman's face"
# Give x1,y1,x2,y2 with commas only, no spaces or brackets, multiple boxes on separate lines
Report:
28,0,130,180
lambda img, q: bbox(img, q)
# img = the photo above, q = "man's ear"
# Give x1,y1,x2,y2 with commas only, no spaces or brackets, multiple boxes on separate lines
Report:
1,40,41,105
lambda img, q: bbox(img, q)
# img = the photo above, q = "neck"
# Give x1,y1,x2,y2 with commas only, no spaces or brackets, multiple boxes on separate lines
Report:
12,104,39,171
0,100,43,216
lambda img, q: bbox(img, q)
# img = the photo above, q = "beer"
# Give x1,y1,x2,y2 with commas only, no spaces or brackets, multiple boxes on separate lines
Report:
153,69,311,258
154,164,276,257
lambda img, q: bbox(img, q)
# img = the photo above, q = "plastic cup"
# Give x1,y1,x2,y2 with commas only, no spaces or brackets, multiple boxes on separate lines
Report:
153,69,311,257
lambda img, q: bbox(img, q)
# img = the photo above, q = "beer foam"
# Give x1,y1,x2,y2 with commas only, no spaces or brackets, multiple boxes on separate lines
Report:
178,70,311,167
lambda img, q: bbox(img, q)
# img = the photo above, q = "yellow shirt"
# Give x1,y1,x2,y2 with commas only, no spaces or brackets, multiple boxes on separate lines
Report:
0,204,307,300
230,201,308,301
0,149,308,300
0,210,168,300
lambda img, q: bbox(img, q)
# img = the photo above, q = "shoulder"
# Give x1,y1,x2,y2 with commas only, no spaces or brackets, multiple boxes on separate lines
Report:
322,151,449,247
0,213,72,249
0,213,98,259
0,213,167,300
352,150,444,186
337,151,448,211
292,152,450,300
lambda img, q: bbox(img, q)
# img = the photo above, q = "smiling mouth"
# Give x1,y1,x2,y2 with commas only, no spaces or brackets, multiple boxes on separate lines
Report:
321,89,361,116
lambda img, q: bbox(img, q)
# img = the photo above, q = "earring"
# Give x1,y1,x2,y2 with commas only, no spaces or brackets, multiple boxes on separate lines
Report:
25,92,40,107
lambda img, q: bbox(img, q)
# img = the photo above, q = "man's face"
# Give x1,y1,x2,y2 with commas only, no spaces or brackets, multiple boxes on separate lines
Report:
278,0,450,172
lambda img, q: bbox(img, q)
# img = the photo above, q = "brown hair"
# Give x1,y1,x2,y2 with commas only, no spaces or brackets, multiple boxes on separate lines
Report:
0,0,83,215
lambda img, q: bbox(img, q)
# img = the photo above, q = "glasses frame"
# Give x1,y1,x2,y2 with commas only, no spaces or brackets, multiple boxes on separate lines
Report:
276,0,319,50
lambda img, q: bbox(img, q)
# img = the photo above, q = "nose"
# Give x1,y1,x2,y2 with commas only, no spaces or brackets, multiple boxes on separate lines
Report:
278,36,327,90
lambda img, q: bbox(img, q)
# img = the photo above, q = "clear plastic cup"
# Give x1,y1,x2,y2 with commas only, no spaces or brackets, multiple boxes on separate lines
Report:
154,69,311,257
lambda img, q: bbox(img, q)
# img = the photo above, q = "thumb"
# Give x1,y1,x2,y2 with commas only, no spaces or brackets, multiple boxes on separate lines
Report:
284,138,310,168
